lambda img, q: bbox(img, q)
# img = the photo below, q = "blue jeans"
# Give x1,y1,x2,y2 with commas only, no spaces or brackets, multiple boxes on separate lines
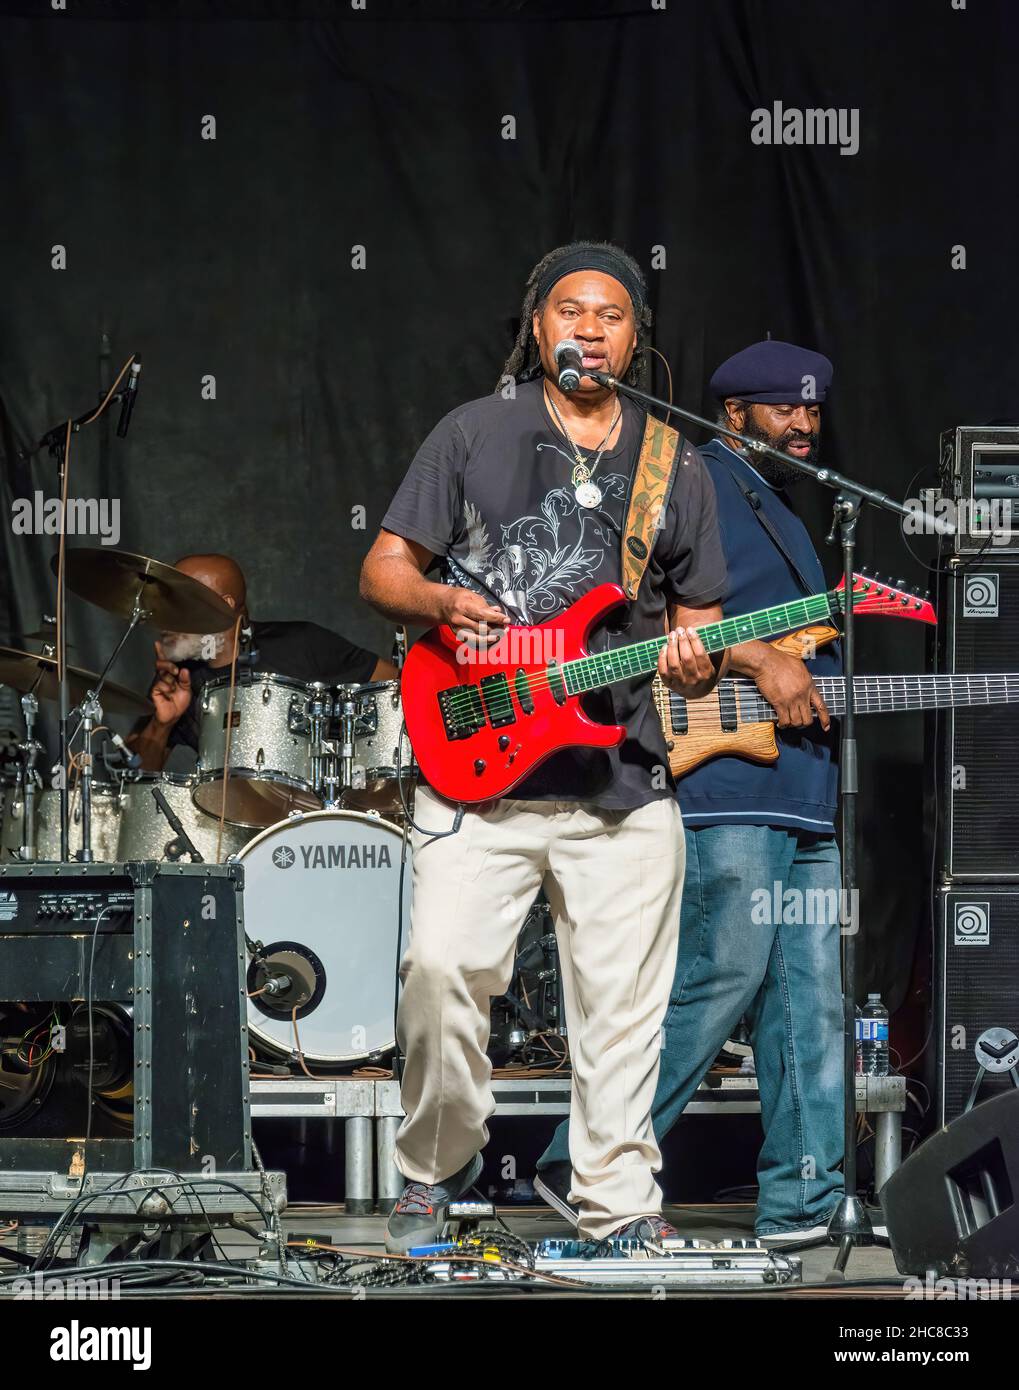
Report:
538,824,845,1234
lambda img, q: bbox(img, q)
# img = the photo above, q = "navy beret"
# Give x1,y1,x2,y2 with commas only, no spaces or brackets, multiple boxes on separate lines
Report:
709,339,833,404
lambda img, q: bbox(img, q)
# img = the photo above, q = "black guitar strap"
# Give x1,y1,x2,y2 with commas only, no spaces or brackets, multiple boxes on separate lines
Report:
719,455,816,597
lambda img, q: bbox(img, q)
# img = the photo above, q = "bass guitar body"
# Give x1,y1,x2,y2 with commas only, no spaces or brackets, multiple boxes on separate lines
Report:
655,623,840,779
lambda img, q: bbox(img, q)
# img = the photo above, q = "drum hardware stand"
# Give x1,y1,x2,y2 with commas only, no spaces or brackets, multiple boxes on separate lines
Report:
67,593,150,863
586,368,943,1277
306,683,341,807
77,692,102,862
336,683,366,801
17,690,42,862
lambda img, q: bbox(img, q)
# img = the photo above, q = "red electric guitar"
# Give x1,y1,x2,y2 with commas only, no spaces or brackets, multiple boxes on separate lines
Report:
401,574,936,803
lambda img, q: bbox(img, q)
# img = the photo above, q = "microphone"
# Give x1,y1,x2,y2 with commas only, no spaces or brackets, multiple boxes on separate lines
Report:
110,732,142,768
116,360,141,438
553,339,585,393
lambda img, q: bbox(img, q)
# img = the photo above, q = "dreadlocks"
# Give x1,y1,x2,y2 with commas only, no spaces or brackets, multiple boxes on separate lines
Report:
499,240,653,388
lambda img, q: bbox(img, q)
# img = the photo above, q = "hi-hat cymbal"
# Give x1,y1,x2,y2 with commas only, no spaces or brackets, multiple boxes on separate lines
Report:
0,648,152,716
53,548,235,634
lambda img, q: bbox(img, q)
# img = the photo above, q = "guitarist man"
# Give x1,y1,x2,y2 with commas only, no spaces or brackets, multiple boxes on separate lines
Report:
360,241,728,1250
536,339,846,1242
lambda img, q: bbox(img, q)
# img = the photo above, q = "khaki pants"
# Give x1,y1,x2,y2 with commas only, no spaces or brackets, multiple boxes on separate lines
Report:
395,783,684,1240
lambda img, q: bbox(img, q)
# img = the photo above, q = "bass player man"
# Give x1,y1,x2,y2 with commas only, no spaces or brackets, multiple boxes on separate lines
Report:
536,339,847,1241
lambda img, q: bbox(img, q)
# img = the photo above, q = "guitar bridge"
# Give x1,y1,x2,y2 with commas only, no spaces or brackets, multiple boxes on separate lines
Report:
438,685,485,741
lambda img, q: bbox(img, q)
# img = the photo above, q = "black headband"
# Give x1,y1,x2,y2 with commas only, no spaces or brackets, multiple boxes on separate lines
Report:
535,247,646,315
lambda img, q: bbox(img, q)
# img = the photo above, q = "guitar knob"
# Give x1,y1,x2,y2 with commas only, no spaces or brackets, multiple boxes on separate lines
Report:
473,759,486,775
498,735,510,751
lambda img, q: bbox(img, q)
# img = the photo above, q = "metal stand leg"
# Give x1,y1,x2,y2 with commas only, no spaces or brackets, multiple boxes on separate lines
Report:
873,1111,902,1193
376,1114,403,1210
344,1116,373,1215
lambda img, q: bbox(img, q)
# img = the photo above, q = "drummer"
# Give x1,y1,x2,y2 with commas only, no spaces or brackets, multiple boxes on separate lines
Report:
128,554,396,772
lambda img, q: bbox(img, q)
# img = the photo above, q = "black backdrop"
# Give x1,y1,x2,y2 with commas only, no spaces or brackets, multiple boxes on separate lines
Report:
2,0,1018,1021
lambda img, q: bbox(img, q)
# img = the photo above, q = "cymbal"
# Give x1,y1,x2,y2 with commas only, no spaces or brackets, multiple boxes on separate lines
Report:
22,624,75,649
53,548,235,634
0,648,152,716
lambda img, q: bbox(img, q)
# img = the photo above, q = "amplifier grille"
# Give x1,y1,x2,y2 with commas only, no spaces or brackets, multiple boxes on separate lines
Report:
938,888,1019,1124
941,562,1019,876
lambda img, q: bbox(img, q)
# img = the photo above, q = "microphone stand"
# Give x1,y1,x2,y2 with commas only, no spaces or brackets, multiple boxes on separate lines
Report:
587,368,952,1275
35,357,137,860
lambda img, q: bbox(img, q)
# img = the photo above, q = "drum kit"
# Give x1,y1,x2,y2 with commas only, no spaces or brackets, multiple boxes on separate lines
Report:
0,546,424,1071
2,545,564,1075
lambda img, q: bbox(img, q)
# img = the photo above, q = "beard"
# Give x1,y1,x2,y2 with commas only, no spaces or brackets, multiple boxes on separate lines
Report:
736,415,819,488
160,630,225,663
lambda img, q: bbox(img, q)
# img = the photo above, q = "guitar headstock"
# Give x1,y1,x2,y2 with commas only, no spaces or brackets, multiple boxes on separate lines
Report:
834,570,937,624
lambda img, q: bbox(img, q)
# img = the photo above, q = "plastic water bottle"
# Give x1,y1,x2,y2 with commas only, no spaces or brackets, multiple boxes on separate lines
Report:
860,993,889,1076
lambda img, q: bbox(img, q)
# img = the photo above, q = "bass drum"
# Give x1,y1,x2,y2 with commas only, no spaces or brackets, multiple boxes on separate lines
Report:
240,810,411,1066
117,773,254,864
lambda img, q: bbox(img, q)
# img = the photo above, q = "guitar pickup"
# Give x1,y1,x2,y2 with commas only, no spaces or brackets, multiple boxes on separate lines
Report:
479,673,516,728
438,685,485,741
718,681,739,732
671,697,688,735
547,661,567,706
515,669,535,715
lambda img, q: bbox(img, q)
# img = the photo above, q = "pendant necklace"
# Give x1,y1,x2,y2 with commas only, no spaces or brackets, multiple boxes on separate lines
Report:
544,386,621,509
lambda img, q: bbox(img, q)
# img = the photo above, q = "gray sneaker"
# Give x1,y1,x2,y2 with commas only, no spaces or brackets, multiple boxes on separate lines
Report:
610,1214,679,1248
384,1153,484,1254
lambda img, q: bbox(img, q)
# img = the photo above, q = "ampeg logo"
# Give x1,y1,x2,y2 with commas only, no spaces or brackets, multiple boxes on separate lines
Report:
272,846,296,870
954,901,990,946
0,891,18,921
963,573,998,618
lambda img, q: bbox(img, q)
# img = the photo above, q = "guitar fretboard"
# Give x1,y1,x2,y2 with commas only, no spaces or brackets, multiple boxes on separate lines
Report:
666,674,1019,726
563,592,838,696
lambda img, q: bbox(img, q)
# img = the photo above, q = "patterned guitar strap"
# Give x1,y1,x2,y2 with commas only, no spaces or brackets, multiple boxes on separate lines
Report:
620,414,688,600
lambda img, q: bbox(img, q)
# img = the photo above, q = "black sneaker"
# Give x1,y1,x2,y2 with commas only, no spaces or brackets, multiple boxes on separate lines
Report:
384,1153,484,1254
533,1162,579,1228
610,1214,679,1248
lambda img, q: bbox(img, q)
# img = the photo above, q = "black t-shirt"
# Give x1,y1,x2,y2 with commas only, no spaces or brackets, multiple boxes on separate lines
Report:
166,619,378,755
382,379,727,808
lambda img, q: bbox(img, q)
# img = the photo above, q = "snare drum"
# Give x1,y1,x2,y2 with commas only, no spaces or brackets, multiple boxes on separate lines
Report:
192,671,322,828
2,785,121,862
341,679,416,819
117,772,254,863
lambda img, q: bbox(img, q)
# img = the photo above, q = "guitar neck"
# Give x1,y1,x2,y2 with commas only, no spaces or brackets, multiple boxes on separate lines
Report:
563,591,838,696
670,674,1019,725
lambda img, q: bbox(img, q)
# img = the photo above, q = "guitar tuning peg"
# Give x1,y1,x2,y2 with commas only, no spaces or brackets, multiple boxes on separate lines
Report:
859,565,869,575
896,578,906,589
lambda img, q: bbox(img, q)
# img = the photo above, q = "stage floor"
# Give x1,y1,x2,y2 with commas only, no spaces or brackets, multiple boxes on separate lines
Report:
0,1201,908,1299
262,1198,905,1297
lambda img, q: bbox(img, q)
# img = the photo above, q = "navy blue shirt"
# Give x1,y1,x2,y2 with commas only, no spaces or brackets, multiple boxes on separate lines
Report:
677,439,840,833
